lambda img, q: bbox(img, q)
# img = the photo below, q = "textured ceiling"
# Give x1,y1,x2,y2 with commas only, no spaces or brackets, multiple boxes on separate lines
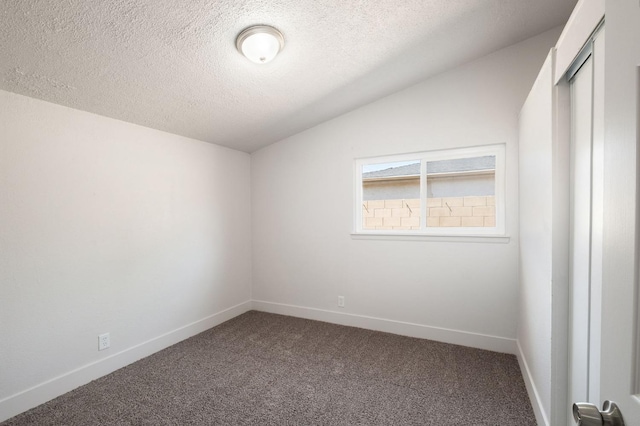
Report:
0,1,576,152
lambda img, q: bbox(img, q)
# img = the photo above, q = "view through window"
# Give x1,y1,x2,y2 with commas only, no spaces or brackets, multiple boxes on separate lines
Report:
356,145,504,235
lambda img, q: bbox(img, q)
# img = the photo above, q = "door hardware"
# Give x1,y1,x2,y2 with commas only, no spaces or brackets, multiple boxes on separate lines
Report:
573,401,624,426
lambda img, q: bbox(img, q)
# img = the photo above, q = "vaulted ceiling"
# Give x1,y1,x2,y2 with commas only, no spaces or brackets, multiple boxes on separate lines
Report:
0,1,576,152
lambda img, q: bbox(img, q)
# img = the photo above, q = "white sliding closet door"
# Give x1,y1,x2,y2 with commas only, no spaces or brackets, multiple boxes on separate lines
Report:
567,26,604,417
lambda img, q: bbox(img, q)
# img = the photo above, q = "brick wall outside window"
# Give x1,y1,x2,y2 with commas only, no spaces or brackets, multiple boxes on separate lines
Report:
362,196,495,230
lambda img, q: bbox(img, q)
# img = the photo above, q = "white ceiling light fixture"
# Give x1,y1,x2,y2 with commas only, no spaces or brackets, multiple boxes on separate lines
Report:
236,25,284,64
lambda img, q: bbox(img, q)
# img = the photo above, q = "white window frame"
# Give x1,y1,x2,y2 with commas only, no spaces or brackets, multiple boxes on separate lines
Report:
354,144,506,237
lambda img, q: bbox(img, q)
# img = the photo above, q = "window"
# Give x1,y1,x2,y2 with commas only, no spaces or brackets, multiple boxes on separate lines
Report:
354,144,505,236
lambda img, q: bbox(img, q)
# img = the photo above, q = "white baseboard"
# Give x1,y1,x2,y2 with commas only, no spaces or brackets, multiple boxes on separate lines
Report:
516,339,549,426
0,300,252,423
252,300,517,354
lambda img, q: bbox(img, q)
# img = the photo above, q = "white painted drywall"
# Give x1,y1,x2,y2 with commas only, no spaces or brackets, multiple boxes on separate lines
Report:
251,29,561,347
554,0,604,85
599,1,640,421
0,90,252,419
517,53,555,425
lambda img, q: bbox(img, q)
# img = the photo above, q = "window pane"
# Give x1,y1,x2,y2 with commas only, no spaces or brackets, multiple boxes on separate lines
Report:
362,160,421,230
425,156,495,228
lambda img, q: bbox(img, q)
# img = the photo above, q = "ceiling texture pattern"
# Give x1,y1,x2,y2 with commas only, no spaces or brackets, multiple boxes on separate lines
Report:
1,0,576,152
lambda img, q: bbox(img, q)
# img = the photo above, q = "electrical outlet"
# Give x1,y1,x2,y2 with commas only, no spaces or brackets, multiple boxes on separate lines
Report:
98,333,110,351
338,296,345,308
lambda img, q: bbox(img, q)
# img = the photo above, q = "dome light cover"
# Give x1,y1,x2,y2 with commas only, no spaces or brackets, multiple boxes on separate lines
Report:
236,25,284,64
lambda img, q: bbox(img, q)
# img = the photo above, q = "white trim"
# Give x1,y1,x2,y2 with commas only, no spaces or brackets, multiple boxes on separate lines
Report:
550,71,572,426
516,340,550,426
350,233,510,243
0,300,253,423
354,160,364,232
252,299,517,354
420,158,427,229
554,0,604,85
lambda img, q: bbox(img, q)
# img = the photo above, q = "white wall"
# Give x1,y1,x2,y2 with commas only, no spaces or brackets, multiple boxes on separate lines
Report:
599,1,640,421
517,53,571,426
0,90,252,421
251,28,561,351
517,56,553,423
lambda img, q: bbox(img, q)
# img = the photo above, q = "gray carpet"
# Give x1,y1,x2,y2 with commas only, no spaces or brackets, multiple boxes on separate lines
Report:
3,311,535,425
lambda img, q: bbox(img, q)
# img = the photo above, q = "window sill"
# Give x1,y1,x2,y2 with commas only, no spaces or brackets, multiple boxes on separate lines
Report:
350,232,510,243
